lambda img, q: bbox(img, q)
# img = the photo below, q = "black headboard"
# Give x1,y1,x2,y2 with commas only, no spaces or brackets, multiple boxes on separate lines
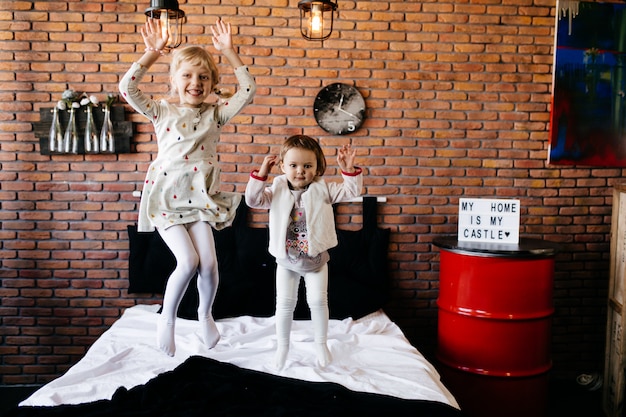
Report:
127,197,390,321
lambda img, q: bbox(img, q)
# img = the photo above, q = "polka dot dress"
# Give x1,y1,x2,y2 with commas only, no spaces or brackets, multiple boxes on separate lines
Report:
120,63,256,232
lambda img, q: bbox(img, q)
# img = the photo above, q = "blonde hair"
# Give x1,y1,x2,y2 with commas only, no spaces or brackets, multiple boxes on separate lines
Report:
169,46,230,98
280,135,327,176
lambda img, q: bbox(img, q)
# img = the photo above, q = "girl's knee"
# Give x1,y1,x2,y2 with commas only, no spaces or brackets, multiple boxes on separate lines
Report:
306,292,328,309
176,252,200,277
276,296,297,312
198,257,218,279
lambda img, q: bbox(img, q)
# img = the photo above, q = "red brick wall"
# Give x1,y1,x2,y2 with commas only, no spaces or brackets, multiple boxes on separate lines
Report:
0,0,620,384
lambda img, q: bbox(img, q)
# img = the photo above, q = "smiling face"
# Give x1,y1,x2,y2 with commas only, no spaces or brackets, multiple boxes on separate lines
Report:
280,147,319,191
169,46,219,108
171,61,213,108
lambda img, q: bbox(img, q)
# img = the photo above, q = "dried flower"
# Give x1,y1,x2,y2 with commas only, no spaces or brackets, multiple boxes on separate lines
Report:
62,89,77,101
104,93,118,108
80,93,99,107
57,89,80,110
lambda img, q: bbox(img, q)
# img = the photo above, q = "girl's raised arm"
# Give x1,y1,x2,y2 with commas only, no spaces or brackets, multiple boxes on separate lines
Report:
138,18,169,68
211,19,244,68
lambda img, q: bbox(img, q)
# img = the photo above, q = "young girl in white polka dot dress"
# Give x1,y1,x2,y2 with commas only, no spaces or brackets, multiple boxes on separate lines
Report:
119,18,256,356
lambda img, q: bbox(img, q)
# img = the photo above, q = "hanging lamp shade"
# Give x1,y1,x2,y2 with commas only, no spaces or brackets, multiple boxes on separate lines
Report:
144,0,186,50
298,0,337,41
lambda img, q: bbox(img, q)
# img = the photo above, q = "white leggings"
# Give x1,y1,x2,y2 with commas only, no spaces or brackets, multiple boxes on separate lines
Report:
275,263,329,347
158,221,219,322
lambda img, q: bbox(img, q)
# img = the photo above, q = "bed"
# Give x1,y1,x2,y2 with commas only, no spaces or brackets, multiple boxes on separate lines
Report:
6,198,462,417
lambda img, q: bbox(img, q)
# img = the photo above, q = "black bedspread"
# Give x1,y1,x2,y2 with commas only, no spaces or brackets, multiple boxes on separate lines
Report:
6,356,464,417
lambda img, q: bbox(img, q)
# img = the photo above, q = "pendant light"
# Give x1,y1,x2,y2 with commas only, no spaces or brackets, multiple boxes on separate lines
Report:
144,0,186,50
298,0,337,41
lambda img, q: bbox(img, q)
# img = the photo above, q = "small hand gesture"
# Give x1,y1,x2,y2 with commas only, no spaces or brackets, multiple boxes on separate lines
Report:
337,144,356,173
141,18,169,52
211,19,233,51
258,155,278,178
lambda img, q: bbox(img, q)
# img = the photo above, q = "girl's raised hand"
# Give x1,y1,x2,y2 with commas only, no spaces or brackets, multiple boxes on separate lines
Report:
141,18,169,52
337,144,356,173
211,19,233,51
258,155,277,178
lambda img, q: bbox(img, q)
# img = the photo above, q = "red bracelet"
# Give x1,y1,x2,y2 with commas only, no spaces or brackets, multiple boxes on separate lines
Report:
250,170,268,181
342,167,362,176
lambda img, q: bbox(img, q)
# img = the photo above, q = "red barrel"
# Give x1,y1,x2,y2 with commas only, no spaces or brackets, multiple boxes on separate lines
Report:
434,237,557,377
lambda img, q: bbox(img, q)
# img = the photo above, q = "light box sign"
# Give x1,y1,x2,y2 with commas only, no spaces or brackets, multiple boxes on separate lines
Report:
458,198,520,244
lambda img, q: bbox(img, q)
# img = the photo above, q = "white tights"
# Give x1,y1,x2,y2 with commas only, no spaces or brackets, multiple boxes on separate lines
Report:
274,263,332,369
156,221,220,356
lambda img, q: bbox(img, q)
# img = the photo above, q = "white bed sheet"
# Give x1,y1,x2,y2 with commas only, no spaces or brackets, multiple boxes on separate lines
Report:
21,304,459,410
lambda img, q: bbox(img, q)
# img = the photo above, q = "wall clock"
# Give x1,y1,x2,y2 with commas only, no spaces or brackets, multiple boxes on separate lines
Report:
314,83,366,135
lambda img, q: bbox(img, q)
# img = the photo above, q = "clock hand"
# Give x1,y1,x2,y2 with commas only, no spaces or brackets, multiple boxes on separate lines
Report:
337,107,357,118
337,94,344,109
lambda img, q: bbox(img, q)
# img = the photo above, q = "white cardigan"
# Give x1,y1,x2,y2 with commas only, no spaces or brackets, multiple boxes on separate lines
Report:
245,170,363,258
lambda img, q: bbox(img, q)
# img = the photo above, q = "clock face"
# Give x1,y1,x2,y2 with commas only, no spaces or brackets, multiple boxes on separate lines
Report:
314,83,366,135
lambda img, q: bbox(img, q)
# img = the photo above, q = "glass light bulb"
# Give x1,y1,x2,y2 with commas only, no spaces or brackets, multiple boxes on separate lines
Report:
160,12,170,42
310,3,323,38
